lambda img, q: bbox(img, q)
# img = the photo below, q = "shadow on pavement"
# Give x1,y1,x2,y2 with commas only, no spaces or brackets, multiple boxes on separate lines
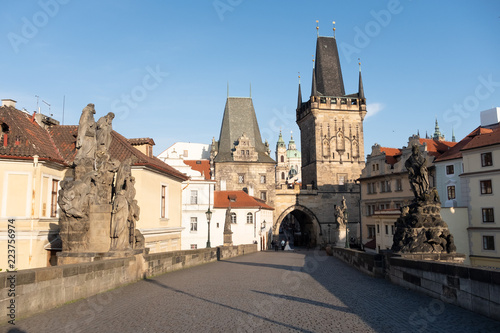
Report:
143,277,315,333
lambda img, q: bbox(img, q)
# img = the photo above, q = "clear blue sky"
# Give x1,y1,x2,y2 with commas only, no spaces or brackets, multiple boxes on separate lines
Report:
1,0,499,156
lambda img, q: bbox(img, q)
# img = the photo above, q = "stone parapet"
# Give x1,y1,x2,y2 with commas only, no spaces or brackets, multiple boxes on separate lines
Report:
0,244,257,325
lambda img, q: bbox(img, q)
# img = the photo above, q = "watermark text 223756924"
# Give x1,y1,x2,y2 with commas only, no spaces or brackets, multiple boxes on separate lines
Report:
7,219,17,325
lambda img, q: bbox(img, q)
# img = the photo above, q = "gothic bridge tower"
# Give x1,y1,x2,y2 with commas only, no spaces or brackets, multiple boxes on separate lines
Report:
297,35,367,188
272,29,367,247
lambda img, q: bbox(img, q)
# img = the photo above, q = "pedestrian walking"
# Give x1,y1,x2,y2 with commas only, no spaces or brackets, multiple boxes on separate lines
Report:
281,239,285,250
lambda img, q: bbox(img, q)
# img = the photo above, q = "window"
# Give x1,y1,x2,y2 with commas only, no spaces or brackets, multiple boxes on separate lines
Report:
367,225,375,239
380,180,391,193
367,182,376,194
190,217,198,231
183,150,189,158
50,179,59,217
447,186,456,200
338,175,345,185
376,224,380,234
391,225,395,235
161,185,167,218
480,180,492,194
238,174,245,184
482,208,495,223
260,191,267,201
395,179,402,191
281,172,285,180
385,225,389,234
190,190,198,205
483,236,495,250
446,165,454,175
481,152,493,167
246,212,253,224
332,153,335,159
190,244,197,249
231,213,237,224
280,155,284,163
260,175,266,184
320,97,326,104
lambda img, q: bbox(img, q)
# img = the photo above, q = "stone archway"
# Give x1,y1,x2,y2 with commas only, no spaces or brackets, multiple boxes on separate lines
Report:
274,205,322,248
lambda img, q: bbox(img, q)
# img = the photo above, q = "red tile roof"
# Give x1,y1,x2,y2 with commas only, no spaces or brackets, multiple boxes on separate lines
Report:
0,106,65,164
214,190,274,210
419,138,456,158
183,160,211,180
49,126,188,181
461,127,500,151
435,124,500,162
380,147,401,165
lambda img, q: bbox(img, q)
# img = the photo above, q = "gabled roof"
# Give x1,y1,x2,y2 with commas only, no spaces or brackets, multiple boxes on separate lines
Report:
419,138,456,158
461,126,500,151
183,160,211,180
128,138,155,146
313,36,345,97
0,106,65,164
435,124,500,162
215,97,275,163
49,126,188,181
214,190,274,210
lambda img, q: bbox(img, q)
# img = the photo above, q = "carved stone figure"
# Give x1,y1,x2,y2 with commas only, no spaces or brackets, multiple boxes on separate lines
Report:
405,145,429,200
335,196,347,227
392,145,456,254
224,207,232,233
110,190,130,250
74,103,97,165
96,112,115,153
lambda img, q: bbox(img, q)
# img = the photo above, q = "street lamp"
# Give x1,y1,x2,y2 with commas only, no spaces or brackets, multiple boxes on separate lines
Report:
206,208,212,248
260,220,267,251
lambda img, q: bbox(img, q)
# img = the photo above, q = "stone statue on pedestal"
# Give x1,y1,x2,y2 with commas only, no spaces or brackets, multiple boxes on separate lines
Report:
223,207,233,246
58,104,143,261
392,144,456,254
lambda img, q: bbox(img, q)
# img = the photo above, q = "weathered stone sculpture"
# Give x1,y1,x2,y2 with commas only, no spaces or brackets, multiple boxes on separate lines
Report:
335,196,347,227
58,104,143,263
223,207,233,246
392,145,456,254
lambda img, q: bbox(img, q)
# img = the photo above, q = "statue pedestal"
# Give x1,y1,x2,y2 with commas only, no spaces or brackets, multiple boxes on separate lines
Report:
223,231,233,246
336,227,347,246
86,203,112,252
57,248,145,265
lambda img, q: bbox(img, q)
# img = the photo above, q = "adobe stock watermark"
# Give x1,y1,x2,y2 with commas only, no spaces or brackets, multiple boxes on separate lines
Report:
443,74,500,130
260,106,296,145
340,0,407,63
7,0,70,54
406,299,445,333
111,65,168,120
213,0,244,22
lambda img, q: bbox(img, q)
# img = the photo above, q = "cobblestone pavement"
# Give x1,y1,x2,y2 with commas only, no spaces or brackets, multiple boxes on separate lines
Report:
2,250,500,333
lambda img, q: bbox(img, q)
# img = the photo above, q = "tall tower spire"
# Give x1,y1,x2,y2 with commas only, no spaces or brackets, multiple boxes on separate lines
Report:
358,59,365,100
452,126,456,142
311,57,317,97
297,73,302,110
433,117,444,141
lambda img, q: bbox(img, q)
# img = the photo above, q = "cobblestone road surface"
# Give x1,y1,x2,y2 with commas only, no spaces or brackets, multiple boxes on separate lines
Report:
2,250,500,333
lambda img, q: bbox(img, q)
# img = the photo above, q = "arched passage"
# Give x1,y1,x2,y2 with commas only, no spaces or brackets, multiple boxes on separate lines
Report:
274,205,322,248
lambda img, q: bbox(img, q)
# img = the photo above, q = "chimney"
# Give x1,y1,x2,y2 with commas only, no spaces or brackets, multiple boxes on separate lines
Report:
1,99,17,108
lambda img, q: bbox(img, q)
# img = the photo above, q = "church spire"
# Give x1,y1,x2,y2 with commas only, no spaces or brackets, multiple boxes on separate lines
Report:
433,118,444,141
311,59,317,97
452,126,456,142
358,60,365,100
297,73,302,110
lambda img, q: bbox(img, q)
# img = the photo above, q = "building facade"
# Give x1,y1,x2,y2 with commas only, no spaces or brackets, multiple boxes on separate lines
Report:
275,131,301,186
212,97,276,207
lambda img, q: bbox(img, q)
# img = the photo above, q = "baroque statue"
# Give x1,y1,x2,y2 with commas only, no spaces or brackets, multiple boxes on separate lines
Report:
392,144,456,254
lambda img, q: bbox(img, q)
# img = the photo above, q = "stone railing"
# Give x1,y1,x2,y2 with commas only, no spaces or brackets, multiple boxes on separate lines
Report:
326,247,500,321
0,244,257,325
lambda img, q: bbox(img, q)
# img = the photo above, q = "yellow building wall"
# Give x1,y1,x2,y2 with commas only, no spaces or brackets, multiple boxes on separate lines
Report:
0,160,66,270
131,167,183,252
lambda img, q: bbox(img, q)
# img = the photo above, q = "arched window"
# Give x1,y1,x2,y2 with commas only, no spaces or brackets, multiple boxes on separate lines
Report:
281,172,285,180
231,213,237,224
280,155,284,163
246,212,253,224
